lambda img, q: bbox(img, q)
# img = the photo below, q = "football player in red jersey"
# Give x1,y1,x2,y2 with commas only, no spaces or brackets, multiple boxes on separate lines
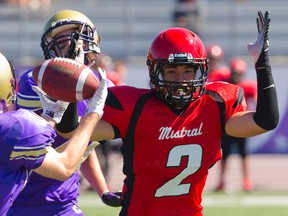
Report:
61,11,278,216
215,57,257,191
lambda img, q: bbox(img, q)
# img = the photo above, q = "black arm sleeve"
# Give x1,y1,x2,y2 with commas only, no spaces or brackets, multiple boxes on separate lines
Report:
56,103,79,133
253,66,279,130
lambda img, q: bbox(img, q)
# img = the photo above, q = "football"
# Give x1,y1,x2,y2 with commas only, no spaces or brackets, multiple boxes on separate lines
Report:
32,58,99,102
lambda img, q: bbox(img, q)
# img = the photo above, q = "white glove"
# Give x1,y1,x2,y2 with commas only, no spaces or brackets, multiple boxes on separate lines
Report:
32,86,69,124
85,67,108,119
247,11,270,65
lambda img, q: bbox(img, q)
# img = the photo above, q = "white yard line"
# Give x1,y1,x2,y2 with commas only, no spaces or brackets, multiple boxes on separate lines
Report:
78,194,288,207
203,195,288,207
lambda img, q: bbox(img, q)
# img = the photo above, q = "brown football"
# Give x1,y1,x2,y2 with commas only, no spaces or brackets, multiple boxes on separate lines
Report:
32,58,99,102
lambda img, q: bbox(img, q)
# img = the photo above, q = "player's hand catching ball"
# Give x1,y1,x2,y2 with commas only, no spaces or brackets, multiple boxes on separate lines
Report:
85,67,108,119
32,86,69,124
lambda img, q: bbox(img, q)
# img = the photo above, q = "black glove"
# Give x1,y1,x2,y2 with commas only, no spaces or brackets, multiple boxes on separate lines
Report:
247,11,271,70
101,191,122,207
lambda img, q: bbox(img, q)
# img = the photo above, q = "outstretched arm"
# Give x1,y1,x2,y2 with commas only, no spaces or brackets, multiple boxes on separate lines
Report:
36,112,100,181
225,11,279,137
33,67,108,181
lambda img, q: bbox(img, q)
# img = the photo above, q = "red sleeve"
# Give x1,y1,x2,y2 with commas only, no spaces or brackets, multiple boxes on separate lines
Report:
205,82,247,123
102,86,151,138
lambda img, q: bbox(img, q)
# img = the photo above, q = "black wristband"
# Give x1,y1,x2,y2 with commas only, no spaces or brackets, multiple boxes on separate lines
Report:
253,66,279,130
56,103,79,133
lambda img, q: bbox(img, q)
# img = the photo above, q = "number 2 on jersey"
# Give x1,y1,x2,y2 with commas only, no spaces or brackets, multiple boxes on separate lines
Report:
155,144,202,197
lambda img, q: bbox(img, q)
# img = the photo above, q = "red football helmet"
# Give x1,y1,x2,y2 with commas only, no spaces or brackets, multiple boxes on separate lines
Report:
147,27,208,109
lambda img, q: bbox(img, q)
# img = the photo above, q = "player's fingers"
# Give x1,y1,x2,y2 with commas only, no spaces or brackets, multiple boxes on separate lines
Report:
32,85,46,97
97,67,107,80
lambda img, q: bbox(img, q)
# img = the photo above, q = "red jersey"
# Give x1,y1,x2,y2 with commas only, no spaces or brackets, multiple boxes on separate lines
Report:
102,82,246,216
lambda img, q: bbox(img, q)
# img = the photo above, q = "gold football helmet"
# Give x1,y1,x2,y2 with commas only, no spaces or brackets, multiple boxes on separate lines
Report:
41,10,101,64
0,52,16,113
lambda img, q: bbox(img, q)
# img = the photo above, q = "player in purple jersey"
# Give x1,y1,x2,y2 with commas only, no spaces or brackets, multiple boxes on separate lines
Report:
61,11,279,215
9,9,120,216
0,51,108,215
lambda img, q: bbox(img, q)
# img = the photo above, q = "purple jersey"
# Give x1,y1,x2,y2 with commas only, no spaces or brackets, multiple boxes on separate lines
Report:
0,109,55,215
16,70,42,113
9,69,113,215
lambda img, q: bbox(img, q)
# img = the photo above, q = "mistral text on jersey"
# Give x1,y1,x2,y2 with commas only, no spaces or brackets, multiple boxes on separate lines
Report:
158,123,203,140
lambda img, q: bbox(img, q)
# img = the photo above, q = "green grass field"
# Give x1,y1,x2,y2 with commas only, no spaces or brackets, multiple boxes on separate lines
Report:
79,191,288,216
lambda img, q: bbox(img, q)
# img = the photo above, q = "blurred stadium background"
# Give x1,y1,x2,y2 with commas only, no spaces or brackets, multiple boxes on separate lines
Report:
1,0,288,63
1,0,288,211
